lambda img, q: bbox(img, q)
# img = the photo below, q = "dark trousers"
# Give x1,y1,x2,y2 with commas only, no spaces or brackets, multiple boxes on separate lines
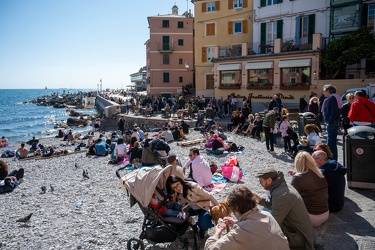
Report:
283,136,291,151
263,126,274,151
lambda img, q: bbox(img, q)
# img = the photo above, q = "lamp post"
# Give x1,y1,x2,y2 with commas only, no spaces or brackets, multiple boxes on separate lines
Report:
185,61,195,95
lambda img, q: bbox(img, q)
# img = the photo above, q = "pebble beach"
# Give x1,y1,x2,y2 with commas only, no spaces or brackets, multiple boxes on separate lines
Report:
1,130,374,250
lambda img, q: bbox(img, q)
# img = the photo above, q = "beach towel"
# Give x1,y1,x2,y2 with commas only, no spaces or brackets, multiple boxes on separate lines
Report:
203,182,227,194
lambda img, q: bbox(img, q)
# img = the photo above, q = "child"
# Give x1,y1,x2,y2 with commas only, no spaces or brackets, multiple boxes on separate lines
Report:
297,124,321,153
149,190,186,219
279,115,291,152
273,117,282,146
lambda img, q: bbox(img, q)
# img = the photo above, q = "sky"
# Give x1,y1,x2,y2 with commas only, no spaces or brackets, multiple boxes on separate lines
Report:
0,0,193,90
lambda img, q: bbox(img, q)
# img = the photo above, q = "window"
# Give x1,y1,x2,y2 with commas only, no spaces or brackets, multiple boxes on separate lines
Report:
281,67,310,86
162,20,169,28
220,70,242,84
206,47,215,62
179,58,183,64
234,0,243,8
163,73,170,83
163,54,169,65
207,2,216,12
234,21,242,33
206,74,214,89
295,14,315,45
178,21,184,28
260,20,282,53
260,0,282,7
206,23,216,36
178,39,184,46
179,76,183,83
267,22,277,43
248,69,273,87
368,4,375,31
332,5,361,32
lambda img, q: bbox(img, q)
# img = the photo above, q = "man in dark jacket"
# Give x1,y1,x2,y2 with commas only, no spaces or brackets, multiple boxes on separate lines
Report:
262,107,279,154
254,167,315,250
313,150,347,212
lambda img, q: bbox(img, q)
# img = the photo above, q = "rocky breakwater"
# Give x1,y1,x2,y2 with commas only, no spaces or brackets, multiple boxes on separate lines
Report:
28,93,84,109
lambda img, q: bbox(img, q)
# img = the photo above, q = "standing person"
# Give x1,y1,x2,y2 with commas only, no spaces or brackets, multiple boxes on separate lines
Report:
182,147,213,188
340,93,355,134
204,185,289,250
279,115,291,152
262,107,279,154
253,167,315,250
166,176,219,239
299,95,308,113
117,116,125,135
217,96,224,118
268,95,279,110
289,152,329,227
312,150,347,212
348,90,375,127
323,84,341,161
230,95,237,113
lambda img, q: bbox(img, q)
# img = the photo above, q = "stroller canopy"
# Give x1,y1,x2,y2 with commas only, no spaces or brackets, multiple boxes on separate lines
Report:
119,165,173,208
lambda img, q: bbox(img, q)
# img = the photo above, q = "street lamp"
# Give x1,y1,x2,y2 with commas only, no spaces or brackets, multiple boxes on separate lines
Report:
184,61,195,95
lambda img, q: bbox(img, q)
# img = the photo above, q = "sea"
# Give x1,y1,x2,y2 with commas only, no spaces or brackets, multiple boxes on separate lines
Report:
0,89,97,146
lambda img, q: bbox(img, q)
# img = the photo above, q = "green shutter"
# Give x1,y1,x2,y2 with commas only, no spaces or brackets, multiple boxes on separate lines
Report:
277,20,283,39
260,0,266,8
308,14,315,44
261,22,266,53
295,16,301,45
278,0,283,3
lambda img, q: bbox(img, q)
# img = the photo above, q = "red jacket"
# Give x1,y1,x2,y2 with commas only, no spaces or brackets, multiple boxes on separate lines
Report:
348,97,375,123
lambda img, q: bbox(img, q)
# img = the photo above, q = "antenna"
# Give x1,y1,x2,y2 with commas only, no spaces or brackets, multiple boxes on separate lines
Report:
186,0,188,14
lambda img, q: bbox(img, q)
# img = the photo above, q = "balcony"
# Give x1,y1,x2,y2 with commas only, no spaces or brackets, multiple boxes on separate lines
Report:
281,38,312,52
218,83,241,89
279,82,310,90
247,82,273,90
158,43,174,53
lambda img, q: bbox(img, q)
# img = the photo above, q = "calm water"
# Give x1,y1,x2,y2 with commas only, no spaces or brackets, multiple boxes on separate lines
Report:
0,89,97,145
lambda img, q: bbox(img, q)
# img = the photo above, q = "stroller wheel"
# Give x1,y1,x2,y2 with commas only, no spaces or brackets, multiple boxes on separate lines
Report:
127,238,145,250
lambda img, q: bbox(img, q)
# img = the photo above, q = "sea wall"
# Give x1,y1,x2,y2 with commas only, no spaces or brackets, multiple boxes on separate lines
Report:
95,96,119,117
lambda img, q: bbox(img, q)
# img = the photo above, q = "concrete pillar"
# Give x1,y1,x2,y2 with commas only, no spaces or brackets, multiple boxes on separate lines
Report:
274,38,281,53
242,42,248,56
313,33,322,50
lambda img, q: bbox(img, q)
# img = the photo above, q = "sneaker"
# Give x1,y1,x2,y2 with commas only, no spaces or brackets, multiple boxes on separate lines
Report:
177,212,186,220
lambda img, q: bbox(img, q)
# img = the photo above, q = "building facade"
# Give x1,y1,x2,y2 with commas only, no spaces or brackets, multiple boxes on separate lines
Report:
146,5,194,96
130,66,147,92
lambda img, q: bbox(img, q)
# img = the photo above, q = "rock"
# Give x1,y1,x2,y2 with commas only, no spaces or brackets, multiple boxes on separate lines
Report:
67,118,89,127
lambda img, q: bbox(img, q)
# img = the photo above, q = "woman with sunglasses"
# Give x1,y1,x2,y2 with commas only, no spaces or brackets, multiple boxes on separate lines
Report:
340,93,355,134
166,175,219,239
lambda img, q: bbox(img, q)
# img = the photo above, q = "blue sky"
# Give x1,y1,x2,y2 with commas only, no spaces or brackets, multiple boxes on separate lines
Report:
0,0,193,90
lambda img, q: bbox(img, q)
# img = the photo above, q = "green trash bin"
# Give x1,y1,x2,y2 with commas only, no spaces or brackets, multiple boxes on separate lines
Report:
344,126,375,189
297,112,319,136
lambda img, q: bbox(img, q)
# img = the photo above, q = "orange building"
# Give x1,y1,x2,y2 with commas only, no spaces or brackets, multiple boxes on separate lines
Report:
146,5,194,97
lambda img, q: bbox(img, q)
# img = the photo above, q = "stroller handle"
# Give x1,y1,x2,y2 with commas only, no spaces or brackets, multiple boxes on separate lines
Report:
115,165,129,179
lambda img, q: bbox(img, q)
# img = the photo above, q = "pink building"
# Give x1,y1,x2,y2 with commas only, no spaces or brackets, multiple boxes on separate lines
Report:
146,5,194,97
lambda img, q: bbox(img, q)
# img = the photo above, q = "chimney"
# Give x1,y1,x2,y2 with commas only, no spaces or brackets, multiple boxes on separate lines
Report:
172,5,178,15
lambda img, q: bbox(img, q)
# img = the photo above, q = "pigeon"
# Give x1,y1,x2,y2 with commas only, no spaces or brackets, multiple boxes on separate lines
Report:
50,184,54,192
40,186,47,194
16,213,33,223
82,169,89,179
75,163,79,169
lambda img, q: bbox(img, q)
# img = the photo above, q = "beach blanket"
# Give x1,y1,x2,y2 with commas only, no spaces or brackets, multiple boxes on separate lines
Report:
203,182,226,194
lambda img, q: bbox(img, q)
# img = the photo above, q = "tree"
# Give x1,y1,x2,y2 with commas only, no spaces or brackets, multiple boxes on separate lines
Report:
323,27,375,79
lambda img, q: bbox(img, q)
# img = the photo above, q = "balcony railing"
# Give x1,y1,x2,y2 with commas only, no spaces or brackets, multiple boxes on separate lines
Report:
218,83,241,89
247,83,273,90
158,43,174,53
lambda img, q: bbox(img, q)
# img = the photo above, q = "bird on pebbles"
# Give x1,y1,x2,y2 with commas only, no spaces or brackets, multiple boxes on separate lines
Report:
82,169,89,179
16,213,33,223
40,186,47,194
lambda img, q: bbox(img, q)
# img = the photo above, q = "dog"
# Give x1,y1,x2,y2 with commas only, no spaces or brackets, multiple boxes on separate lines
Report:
210,198,232,232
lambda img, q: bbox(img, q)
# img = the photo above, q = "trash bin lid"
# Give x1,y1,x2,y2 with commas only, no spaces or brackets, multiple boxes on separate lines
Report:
347,126,375,138
300,112,316,118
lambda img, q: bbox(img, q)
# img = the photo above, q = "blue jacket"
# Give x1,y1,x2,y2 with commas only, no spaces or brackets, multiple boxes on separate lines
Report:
320,160,347,212
324,95,340,126
94,141,110,156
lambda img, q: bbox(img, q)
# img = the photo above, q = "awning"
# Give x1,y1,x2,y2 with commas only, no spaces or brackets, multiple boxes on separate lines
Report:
217,63,242,71
245,61,273,69
278,59,311,68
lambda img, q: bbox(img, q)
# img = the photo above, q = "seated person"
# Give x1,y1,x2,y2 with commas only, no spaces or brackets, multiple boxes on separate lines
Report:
183,147,212,188
149,190,186,219
16,143,29,159
55,129,65,138
250,115,263,138
205,185,289,250
204,131,226,155
297,124,321,153
94,138,110,156
180,120,190,134
0,160,24,181
26,136,36,145
312,150,347,213
166,154,184,180
86,135,94,148
0,136,9,147
172,126,182,141
30,139,39,153
111,138,127,164
159,127,174,143
127,141,143,163
151,136,170,157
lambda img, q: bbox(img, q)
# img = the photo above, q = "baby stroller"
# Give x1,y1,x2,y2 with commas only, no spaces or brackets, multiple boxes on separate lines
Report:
116,165,199,250
140,139,167,166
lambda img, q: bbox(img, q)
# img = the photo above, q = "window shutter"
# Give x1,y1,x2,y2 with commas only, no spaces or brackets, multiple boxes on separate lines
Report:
202,47,206,62
261,22,266,45
228,21,233,34
277,20,283,39
216,1,220,11
260,0,266,7
278,0,283,3
295,16,301,45
228,0,233,9
308,14,315,44
243,0,248,8
242,20,248,34
202,3,206,13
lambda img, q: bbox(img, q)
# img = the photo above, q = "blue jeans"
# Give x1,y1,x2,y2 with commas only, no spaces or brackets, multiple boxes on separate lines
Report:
189,208,214,233
162,201,181,217
206,149,224,155
326,124,339,161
